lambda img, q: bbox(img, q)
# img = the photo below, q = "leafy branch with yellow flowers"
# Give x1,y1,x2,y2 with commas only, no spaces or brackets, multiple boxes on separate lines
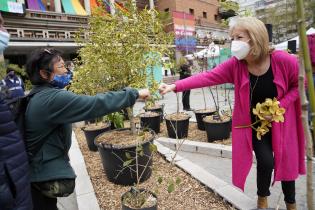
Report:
236,98,286,140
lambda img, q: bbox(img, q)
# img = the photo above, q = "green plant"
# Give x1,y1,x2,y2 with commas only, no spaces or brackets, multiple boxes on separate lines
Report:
120,128,181,209
105,112,124,128
71,0,174,133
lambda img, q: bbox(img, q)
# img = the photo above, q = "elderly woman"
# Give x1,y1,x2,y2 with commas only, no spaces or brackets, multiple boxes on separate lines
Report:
159,17,305,210
25,48,150,210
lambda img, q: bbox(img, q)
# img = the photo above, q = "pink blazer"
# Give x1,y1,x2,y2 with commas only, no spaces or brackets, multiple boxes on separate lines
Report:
175,50,306,191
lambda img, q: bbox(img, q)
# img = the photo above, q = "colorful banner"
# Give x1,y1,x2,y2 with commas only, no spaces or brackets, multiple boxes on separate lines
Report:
172,11,196,51
0,0,24,14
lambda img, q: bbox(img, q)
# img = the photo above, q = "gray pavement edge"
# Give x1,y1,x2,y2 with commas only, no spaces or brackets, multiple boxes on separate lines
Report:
68,131,100,210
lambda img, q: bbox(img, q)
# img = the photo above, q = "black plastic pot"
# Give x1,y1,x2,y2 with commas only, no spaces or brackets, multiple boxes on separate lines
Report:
144,105,164,122
203,119,231,142
165,115,190,139
194,109,216,130
121,188,157,210
140,113,161,134
95,128,154,186
82,122,111,151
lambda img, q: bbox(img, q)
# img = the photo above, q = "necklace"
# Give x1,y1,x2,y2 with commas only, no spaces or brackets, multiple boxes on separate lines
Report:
250,75,259,105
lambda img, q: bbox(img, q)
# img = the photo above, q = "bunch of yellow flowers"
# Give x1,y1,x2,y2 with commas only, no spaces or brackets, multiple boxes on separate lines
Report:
236,98,286,140
252,98,286,140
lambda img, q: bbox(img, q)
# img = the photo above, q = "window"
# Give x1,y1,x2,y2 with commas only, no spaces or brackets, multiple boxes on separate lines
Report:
214,14,218,21
189,8,194,15
164,8,169,13
203,12,207,18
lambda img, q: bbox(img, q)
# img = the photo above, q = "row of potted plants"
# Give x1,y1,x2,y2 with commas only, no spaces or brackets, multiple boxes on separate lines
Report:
71,1,233,208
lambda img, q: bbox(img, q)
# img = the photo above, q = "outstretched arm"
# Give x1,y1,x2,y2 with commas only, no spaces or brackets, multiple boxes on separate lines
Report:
159,57,236,95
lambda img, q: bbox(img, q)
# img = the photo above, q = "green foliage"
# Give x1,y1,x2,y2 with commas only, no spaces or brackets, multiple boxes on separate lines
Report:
0,61,6,79
157,176,163,184
219,0,239,13
149,144,157,153
105,112,124,128
167,181,175,193
71,1,174,95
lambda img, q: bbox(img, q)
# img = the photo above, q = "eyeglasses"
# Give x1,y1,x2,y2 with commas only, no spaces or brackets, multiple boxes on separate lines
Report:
44,48,52,54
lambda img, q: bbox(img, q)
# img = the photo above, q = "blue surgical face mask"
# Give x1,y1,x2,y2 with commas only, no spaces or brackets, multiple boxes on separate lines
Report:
0,31,10,53
50,72,72,89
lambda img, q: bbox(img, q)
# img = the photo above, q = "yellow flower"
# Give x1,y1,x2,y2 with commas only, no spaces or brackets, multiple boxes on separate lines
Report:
273,107,285,122
236,98,285,136
261,120,272,128
253,103,261,116
265,98,273,106
256,125,270,140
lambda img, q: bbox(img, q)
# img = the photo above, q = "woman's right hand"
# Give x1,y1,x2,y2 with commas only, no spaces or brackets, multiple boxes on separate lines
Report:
159,83,176,95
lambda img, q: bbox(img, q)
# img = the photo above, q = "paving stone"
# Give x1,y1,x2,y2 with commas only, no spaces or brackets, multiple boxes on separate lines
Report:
76,192,100,210
216,185,256,210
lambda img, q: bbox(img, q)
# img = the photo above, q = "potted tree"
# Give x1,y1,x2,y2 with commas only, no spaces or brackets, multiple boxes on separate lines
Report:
143,76,164,121
203,85,232,142
140,73,163,134
165,90,190,139
193,55,217,130
73,1,173,186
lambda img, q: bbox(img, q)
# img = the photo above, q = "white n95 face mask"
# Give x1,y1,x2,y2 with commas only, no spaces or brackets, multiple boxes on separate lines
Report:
231,40,250,60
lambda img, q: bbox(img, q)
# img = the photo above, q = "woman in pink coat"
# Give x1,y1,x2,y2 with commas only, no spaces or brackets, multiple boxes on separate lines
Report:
159,17,305,210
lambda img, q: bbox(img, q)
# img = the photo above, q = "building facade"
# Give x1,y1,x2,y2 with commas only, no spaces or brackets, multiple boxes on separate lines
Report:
157,0,229,42
1,0,231,66
235,0,314,43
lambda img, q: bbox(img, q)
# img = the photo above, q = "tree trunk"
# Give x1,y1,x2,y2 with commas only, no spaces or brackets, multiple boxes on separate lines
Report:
149,0,154,9
126,107,136,134
296,0,314,209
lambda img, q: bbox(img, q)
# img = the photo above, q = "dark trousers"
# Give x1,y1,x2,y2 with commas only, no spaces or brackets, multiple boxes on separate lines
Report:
31,185,58,210
252,131,296,204
182,90,191,110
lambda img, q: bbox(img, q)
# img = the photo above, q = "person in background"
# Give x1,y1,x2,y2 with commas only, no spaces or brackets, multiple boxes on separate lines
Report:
64,61,75,89
25,48,150,210
0,67,25,99
0,12,33,210
65,60,74,76
179,57,193,111
159,17,305,210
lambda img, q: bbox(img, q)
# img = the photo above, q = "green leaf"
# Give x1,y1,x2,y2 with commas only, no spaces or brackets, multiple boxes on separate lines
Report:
136,145,143,153
125,152,132,159
167,182,175,193
157,176,163,184
139,151,144,157
123,159,133,167
176,177,181,185
149,144,157,152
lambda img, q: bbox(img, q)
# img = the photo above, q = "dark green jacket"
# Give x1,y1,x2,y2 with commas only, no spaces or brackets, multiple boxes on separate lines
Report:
25,85,139,182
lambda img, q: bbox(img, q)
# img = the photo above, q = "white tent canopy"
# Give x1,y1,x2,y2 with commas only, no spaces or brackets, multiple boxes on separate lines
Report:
275,27,315,50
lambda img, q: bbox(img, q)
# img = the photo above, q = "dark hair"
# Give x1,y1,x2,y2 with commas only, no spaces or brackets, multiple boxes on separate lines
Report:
6,67,15,74
26,48,62,85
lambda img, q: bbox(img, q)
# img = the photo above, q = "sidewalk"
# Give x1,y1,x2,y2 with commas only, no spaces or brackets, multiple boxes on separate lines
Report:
156,138,313,210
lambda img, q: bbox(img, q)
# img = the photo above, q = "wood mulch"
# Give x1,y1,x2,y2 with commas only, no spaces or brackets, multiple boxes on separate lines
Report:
75,127,235,210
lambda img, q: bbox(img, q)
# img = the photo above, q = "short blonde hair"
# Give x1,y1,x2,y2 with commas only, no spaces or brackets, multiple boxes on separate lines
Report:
229,17,270,61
